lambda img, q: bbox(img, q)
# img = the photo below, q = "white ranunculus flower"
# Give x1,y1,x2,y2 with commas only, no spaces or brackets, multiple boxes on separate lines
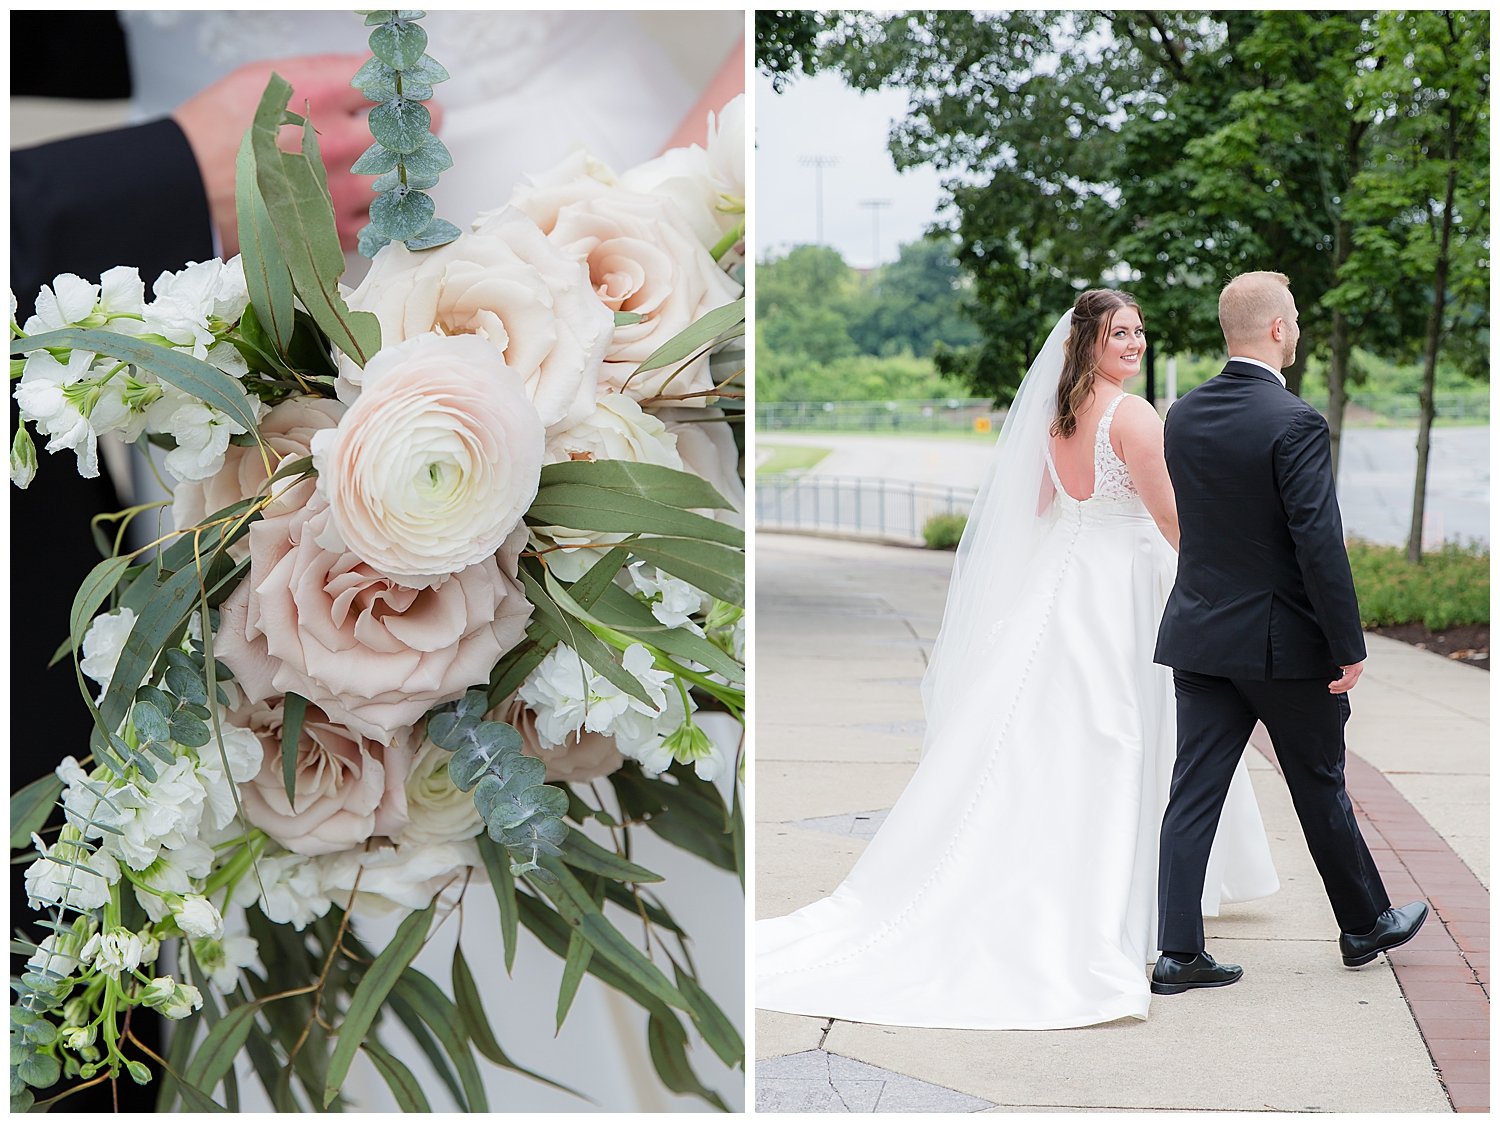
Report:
174,895,223,940
79,608,138,698
397,740,484,847
340,212,612,436
311,333,544,587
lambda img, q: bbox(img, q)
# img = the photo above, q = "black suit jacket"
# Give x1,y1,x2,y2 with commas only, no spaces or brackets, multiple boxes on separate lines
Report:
1154,360,1366,679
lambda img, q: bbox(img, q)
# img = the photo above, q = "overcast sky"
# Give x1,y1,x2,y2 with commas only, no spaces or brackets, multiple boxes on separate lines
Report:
754,69,947,269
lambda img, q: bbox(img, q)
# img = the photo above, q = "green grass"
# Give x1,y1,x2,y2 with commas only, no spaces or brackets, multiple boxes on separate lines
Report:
757,444,832,475
1348,539,1490,630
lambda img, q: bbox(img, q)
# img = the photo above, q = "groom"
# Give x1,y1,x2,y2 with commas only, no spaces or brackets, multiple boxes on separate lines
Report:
1150,271,1428,995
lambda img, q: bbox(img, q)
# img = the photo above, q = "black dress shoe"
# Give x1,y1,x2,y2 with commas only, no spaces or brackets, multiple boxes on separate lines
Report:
1150,952,1243,995
1339,901,1429,967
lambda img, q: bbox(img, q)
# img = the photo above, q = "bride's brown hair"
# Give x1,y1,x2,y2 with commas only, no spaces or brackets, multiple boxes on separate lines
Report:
1051,289,1142,439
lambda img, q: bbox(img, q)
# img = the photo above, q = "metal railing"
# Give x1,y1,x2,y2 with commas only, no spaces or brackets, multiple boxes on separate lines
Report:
756,475,977,544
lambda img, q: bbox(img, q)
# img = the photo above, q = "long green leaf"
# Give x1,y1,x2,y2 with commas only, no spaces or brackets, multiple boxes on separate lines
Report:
450,942,583,1097
388,969,488,1112
557,930,593,1031
674,963,744,1069
361,1040,430,1112
182,1001,260,1097
15,329,261,436
560,828,664,883
477,835,519,973
625,537,745,607
68,554,132,652
280,692,309,807
632,298,745,375
250,76,380,367
235,132,296,355
386,990,468,1111
10,774,63,849
594,584,743,684
527,482,743,547
648,1011,730,1111
322,904,433,1108
537,460,734,511
527,859,689,1014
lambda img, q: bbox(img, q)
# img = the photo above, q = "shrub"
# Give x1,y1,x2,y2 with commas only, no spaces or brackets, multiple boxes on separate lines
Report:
923,513,968,550
1347,539,1490,630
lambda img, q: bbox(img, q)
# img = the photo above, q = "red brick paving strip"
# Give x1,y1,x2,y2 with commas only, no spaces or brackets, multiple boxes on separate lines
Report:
1248,725,1489,1113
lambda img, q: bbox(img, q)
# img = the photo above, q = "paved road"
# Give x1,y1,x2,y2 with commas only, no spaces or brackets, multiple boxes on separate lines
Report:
760,426,1490,548
753,534,1489,1113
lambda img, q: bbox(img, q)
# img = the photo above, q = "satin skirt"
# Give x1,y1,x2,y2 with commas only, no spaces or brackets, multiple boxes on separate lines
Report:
756,497,1279,1029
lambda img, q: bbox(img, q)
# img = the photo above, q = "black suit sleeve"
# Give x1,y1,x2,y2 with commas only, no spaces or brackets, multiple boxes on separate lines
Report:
11,117,214,313
1274,410,1367,667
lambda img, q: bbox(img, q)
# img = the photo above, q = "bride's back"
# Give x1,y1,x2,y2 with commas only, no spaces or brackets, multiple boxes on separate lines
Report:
1049,388,1128,501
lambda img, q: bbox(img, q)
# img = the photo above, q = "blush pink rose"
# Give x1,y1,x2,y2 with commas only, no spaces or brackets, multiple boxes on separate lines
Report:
216,497,533,746
234,699,415,857
172,396,345,553
500,156,741,405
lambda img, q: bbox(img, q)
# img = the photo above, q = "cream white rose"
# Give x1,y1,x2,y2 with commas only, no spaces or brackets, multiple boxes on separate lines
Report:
503,164,742,405
338,215,612,435
311,332,544,588
318,838,478,919
217,496,534,745
395,739,485,847
234,698,415,857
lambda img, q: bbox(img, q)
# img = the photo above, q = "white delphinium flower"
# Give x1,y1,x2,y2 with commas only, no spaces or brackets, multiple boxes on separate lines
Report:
191,933,261,996
80,928,146,977
627,562,707,631
173,895,223,940
78,608,138,700
520,642,674,748
25,831,119,912
139,976,203,1020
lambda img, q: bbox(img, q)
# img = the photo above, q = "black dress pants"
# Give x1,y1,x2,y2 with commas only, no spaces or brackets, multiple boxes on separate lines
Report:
1157,669,1390,953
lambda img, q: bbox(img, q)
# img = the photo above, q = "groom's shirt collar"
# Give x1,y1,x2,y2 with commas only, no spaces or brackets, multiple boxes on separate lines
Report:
1227,355,1287,387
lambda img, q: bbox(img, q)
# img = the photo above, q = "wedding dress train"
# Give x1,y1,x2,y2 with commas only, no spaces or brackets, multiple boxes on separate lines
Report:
756,393,1280,1030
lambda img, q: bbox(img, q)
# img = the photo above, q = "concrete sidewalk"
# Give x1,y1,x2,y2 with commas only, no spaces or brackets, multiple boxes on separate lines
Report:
752,534,1489,1113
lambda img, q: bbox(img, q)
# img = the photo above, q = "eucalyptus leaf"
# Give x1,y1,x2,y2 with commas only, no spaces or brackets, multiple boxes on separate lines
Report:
399,132,454,179
350,141,400,176
372,168,439,194
350,56,400,102
369,17,429,70
403,217,462,251
368,100,432,155
370,186,436,239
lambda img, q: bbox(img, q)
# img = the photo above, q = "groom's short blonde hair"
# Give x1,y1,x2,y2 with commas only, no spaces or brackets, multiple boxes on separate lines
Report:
1219,271,1293,349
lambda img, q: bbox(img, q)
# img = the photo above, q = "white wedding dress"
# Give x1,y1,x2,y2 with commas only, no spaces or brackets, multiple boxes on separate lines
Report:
757,388,1280,1030
117,10,745,1112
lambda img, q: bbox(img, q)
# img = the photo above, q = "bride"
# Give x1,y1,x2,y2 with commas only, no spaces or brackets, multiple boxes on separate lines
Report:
756,290,1280,1030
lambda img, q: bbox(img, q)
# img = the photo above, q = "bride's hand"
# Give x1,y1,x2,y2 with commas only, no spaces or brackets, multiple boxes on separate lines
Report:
173,54,444,255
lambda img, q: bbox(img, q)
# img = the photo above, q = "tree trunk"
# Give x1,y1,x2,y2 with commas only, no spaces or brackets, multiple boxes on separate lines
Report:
1405,122,1459,565
1327,307,1351,478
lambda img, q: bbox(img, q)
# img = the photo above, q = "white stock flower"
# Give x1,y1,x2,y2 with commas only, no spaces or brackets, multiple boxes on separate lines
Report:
139,975,203,1020
79,608,137,698
191,933,261,995
519,642,674,750
238,850,332,930
143,385,254,484
310,332,544,587
193,722,264,833
143,258,249,356
26,934,85,979
396,740,484,847
80,928,146,977
23,273,101,334
627,562,707,630
13,347,106,478
174,895,223,939
25,832,119,913
131,840,215,923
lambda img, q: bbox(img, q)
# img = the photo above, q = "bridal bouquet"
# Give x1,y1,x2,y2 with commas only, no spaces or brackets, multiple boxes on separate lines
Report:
10,12,745,1112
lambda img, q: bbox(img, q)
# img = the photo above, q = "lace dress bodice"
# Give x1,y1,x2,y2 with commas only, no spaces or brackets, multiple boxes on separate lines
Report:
1046,393,1140,504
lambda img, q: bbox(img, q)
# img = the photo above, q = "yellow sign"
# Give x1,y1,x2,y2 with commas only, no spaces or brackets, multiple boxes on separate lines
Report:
974,416,992,433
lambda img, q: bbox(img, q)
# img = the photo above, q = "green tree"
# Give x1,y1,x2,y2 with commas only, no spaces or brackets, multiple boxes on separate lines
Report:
1331,10,1489,562
756,244,861,364
849,236,981,358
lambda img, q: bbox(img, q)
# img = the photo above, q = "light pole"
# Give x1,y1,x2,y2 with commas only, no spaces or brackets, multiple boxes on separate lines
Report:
859,198,891,268
800,154,837,244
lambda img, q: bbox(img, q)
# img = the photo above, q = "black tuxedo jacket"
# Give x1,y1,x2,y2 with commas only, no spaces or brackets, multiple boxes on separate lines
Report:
1154,360,1366,680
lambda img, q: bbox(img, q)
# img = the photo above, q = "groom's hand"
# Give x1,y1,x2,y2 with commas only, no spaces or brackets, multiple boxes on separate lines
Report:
1328,661,1365,694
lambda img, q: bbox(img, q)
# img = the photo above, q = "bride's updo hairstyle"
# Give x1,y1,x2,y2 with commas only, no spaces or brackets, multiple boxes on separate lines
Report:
1051,289,1142,439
